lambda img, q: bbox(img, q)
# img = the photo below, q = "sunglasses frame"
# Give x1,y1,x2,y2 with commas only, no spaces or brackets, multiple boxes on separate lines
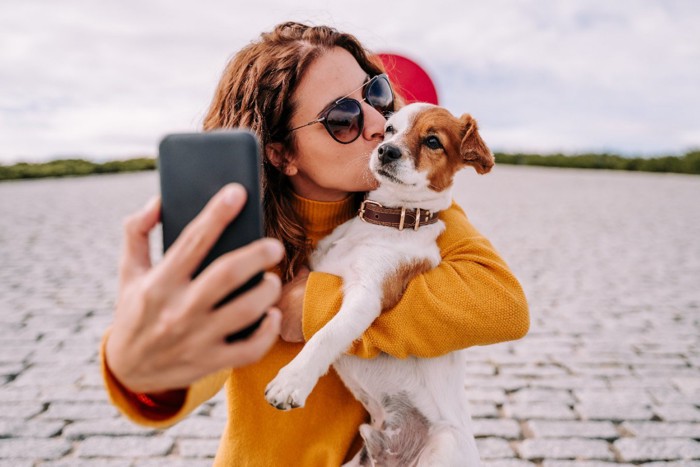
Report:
289,73,395,144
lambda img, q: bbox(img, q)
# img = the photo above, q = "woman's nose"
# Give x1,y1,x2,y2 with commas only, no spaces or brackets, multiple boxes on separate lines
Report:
362,102,386,141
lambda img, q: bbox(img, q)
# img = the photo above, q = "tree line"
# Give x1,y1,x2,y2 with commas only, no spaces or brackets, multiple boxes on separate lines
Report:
1,151,699,181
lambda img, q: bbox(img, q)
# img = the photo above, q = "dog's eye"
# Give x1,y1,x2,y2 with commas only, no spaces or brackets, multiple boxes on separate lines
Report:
424,135,442,150
385,124,395,134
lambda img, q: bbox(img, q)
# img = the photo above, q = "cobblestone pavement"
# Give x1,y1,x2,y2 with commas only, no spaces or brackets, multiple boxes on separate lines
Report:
1,165,699,466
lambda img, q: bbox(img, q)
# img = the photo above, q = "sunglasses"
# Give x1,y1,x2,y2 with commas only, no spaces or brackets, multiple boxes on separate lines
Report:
289,74,395,144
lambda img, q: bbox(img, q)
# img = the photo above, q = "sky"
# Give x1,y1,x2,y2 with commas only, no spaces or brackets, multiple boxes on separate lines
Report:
1,0,699,164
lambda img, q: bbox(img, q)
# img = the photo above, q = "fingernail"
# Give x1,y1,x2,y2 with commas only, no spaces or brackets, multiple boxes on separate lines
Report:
224,184,244,205
144,195,160,211
265,239,284,258
267,308,281,325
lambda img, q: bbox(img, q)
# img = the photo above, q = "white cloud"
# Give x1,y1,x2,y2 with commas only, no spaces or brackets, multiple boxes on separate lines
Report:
0,0,698,163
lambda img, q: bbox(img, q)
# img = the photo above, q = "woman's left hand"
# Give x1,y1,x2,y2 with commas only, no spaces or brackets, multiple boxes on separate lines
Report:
277,266,309,343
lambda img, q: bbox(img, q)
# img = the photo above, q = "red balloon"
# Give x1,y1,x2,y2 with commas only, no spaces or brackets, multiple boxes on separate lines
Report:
378,53,439,105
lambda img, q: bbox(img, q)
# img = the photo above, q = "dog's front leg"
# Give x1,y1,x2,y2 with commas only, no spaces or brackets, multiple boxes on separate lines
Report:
265,283,382,410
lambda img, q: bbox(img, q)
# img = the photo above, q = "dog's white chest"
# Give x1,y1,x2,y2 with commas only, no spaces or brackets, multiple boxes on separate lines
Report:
310,218,444,279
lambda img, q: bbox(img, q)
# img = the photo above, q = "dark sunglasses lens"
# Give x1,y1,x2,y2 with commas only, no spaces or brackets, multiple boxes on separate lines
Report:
325,99,362,143
366,76,394,114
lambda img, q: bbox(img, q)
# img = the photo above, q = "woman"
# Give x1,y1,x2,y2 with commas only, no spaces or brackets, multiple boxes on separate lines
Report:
101,22,529,466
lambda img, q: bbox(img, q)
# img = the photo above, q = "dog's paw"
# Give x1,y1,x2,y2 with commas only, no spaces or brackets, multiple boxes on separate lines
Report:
264,368,316,411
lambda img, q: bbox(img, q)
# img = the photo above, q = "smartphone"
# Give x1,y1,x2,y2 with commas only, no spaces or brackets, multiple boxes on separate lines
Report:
158,130,265,343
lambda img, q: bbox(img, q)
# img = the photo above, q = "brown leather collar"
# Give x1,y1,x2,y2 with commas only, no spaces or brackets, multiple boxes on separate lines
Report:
358,199,440,231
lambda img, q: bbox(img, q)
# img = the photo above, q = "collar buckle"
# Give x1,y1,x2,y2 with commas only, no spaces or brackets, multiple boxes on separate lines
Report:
359,199,383,223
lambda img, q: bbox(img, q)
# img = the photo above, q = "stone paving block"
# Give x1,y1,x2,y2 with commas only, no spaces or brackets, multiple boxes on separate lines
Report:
465,388,507,404
9,364,83,387
473,419,521,439
565,364,632,378
516,439,614,460
38,402,118,421
526,420,619,439
162,416,225,438
613,438,700,462
177,438,219,458
574,388,654,406
482,461,536,467
39,460,132,467
12,420,65,438
0,438,72,460
635,368,700,378
654,404,700,422
673,378,700,396
648,387,700,405
640,462,700,467
543,462,633,467
79,368,109,388
500,364,569,377
465,362,497,376
510,388,575,404
609,376,677,390
133,459,212,467
530,377,608,391
0,461,33,467
77,435,174,458
0,401,45,419
63,418,156,439
0,347,32,365
476,437,515,459
503,402,577,420
468,376,530,392
40,386,110,404
471,402,500,418
576,403,654,421
620,421,700,438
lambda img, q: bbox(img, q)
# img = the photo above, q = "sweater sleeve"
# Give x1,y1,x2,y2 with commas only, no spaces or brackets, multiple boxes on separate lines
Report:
302,201,529,359
99,328,229,429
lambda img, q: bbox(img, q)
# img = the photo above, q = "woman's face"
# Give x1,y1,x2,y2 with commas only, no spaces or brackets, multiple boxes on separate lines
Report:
283,47,386,201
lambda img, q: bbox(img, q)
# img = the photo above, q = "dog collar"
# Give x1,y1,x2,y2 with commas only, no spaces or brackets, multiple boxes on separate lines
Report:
358,199,440,231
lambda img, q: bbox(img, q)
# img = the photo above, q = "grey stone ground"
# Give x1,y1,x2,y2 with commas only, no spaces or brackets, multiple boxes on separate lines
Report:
1,165,699,466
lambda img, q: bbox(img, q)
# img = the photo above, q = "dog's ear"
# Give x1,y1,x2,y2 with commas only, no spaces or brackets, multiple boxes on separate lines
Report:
459,114,494,174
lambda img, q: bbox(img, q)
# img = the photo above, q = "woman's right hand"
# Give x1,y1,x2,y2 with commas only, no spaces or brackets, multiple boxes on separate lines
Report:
105,184,284,394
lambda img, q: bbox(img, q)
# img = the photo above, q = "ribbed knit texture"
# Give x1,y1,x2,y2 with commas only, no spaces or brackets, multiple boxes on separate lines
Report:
100,195,529,466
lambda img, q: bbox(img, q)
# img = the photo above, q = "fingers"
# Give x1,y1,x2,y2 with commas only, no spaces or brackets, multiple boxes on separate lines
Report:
119,196,161,285
202,272,282,338
210,308,282,370
160,184,247,280
188,238,284,309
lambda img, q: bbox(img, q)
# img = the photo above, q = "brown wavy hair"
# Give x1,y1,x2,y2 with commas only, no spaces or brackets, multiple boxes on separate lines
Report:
202,22,386,281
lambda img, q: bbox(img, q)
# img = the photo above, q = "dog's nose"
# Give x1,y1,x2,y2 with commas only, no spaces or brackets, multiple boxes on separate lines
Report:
378,144,402,164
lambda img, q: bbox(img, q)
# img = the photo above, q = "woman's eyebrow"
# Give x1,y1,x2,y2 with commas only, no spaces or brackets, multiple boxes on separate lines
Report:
319,74,371,112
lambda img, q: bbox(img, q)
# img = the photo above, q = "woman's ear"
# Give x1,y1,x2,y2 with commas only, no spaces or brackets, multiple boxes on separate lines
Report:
266,142,298,176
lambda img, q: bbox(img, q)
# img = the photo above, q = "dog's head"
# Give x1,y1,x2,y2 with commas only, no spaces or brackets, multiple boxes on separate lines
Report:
370,103,494,198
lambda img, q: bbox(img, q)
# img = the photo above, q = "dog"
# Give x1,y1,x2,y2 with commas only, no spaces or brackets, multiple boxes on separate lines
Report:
265,102,494,466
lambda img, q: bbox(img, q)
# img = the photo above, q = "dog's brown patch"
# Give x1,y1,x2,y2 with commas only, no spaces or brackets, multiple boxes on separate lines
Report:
381,258,433,310
406,107,494,191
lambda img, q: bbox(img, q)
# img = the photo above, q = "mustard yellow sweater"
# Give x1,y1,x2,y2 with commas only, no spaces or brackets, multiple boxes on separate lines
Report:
100,193,529,466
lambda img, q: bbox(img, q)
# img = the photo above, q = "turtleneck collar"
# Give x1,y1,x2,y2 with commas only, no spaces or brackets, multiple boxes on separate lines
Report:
290,191,358,246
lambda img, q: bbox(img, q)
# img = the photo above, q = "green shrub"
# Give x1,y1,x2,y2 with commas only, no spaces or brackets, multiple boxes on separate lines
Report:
493,151,699,175
0,157,157,181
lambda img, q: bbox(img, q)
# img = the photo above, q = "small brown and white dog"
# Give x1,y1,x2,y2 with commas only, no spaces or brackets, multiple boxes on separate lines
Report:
265,103,494,466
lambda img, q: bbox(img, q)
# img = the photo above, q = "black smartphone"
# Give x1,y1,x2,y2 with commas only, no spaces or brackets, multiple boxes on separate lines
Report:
158,130,265,343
